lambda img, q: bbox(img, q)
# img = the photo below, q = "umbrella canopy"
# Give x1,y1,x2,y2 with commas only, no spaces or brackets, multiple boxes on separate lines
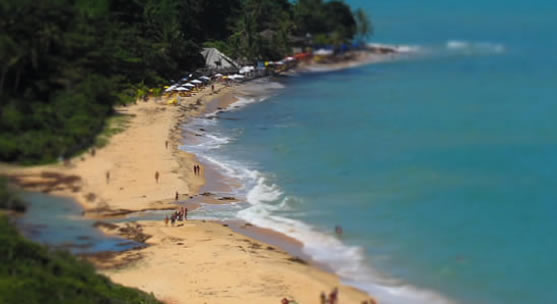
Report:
191,79,202,84
239,66,255,74
314,49,334,56
199,76,210,81
183,83,195,87
164,84,178,92
214,73,223,77
176,87,189,91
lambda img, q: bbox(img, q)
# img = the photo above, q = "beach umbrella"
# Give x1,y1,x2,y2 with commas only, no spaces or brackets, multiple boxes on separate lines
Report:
184,83,195,88
214,73,223,77
164,84,178,92
314,49,334,56
200,76,210,81
191,79,202,84
175,87,189,91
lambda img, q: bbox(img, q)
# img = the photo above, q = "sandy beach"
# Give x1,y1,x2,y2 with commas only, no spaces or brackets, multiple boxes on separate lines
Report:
1,53,397,303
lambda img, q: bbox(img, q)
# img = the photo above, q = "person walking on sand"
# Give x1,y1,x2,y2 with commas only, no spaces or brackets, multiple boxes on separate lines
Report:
155,171,160,183
165,140,168,149
320,292,327,304
329,287,338,304
184,207,188,221
211,84,215,93
106,171,110,184
165,216,169,226
193,165,197,176
175,191,179,200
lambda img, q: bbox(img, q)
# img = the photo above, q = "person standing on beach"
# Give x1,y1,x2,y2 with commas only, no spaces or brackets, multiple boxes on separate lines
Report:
184,207,188,220
164,216,169,226
193,165,197,176
155,171,159,183
106,171,110,184
165,140,168,149
175,191,179,200
211,84,215,93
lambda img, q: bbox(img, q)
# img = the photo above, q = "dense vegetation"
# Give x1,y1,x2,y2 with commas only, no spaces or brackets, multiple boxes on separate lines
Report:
0,213,161,303
0,0,372,164
0,176,26,212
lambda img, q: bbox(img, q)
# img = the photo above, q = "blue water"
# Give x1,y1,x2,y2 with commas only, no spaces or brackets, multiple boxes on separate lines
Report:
184,1,557,303
17,192,143,254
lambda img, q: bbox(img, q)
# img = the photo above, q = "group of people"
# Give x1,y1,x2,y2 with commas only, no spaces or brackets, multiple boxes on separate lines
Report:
320,288,339,304
165,207,188,226
193,164,201,176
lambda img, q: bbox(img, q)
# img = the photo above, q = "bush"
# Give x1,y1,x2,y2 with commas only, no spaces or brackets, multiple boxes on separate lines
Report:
0,177,26,212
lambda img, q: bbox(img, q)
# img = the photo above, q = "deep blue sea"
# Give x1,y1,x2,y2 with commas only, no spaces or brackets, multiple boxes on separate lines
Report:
183,1,557,303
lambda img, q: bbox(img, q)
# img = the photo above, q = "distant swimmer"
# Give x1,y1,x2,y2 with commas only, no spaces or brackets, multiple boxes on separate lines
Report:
335,225,343,237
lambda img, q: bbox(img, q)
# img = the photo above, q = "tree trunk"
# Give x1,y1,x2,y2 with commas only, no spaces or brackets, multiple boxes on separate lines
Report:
0,66,7,100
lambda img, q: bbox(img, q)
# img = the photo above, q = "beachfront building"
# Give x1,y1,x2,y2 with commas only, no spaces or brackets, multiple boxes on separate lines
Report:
201,48,239,73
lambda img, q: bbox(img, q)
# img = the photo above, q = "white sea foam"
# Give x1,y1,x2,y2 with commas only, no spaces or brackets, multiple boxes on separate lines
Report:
446,40,505,54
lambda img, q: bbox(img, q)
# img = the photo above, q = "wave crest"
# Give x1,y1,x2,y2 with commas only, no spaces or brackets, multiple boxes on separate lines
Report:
446,40,505,54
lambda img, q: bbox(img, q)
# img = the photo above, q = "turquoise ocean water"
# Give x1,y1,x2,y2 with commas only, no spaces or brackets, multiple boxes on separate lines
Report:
183,1,557,303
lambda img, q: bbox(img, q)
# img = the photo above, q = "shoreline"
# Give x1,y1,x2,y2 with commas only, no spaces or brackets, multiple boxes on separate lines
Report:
2,50,401,303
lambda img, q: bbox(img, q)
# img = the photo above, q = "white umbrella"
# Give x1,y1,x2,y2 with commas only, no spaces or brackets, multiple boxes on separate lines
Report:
175,87,189,91
164,85,177,92
191,79,202,84
314,49,334,56
239,66,255,74
214,73,223,77
184,83,195,87
230,74,245,79
200,76,210,81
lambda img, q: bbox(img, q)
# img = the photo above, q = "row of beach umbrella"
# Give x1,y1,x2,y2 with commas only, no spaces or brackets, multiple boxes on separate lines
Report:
164,66,261,93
